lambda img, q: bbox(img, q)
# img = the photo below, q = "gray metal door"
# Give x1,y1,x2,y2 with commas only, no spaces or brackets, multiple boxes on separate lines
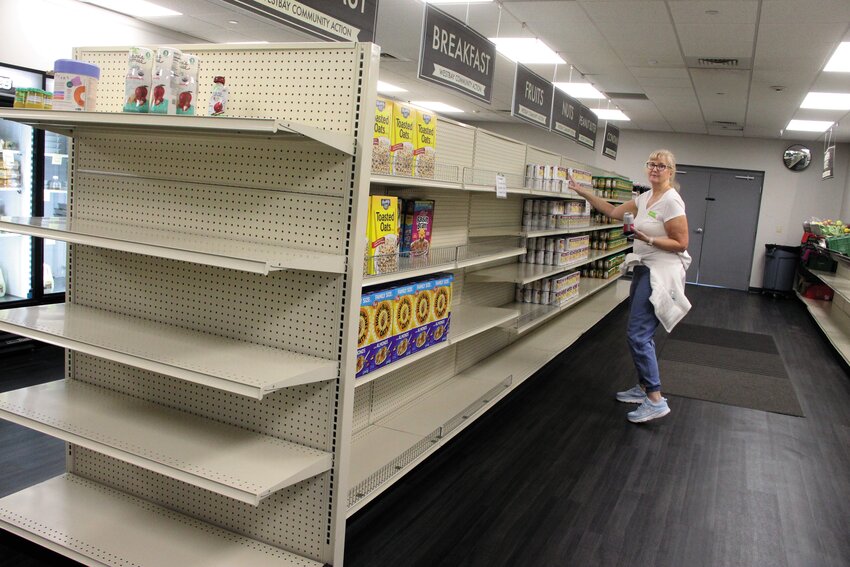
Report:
677,165,763,291
676,167,711,283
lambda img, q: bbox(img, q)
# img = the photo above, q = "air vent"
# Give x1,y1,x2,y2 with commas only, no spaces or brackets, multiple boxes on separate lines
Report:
713,120,738,126
604,92,649,100
697,58,739,67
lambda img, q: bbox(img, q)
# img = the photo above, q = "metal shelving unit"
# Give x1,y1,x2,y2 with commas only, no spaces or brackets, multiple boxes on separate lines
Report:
468,222,623,238
0,217,346,275
467,246,632,285
800,256,850,365
0,42,378,566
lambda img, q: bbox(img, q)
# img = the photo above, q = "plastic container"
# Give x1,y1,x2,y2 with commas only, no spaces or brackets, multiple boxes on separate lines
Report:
53,59,100,111
763,244,799,293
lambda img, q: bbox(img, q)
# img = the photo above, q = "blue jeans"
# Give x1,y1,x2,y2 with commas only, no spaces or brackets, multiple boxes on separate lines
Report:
627,266,661,393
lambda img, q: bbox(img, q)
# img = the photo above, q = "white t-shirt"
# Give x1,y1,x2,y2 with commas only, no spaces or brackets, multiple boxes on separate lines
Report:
633,189,686,259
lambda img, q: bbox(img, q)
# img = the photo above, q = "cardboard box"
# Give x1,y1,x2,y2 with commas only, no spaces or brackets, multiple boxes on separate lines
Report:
391,102,416,176
372,97,393,175
414,109,436,178
367,196,399,275
400,199,435,258
432,273,453,321
356,289,374,378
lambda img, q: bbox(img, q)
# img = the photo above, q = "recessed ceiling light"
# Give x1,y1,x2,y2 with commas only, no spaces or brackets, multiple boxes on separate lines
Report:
553,82,606,99
80,0,181,17
786,119,834,132
824,42,850,72
489,38,565,65
591,109,630,121
801,92,850,110
376,81,407,93
412,101,464,113
228,20,239,25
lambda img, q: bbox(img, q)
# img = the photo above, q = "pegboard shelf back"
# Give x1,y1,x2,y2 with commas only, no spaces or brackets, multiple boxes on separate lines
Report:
0,110,354,155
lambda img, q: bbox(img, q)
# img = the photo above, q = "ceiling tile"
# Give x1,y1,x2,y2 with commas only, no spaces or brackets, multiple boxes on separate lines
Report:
630,67,690,79
669,1,758,24
676,24,755,59
579,1,670,24
760,0,850,24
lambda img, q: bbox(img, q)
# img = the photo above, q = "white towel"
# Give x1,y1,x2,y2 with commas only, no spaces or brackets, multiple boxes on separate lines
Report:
622,250,692,332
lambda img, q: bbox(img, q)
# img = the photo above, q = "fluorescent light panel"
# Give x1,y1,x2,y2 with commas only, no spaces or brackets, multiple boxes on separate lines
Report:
800,92,850,110
786,119,834,132
489,38,565,65
591,109,630,121
412,101,464,113
422,0,493,3
824,42,850,72
81,0,181,17
377,81,407,93
554,82,606,99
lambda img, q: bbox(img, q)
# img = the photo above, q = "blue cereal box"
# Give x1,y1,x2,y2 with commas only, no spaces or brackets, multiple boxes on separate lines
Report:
410,278,436,353
371,337,393,373
392,329,414,362
431,312,451,346
356,289,374,378
431,273,454,322
391,282,416,363
369,287,396,370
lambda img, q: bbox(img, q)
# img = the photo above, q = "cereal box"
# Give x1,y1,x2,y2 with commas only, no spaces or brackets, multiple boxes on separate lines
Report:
414,108,436,178
356,289,374,378
372,97,393,175
369,287,395,370
431,315,450,346
367,196,399,275
390,282,416,363
410,278,436,354
391,102,416,176
431,274,453,321
400,199,435,258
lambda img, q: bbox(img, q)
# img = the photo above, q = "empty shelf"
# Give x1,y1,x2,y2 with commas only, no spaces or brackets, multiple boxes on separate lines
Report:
0,109,353,155
0,217,345,275
0,304,337,399
467,246,631,285
0,380,332,505
0,474,324,567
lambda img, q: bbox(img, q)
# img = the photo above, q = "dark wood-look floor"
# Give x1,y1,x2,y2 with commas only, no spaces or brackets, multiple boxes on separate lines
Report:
0,287,848,566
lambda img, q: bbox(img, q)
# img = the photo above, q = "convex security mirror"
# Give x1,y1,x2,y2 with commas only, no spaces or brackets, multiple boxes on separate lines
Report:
783,144,812,171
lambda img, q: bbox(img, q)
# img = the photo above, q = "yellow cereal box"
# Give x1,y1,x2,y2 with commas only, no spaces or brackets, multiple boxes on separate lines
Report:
372,97,393,175
367,196,399,275
414,109,436,178
391,102,415,176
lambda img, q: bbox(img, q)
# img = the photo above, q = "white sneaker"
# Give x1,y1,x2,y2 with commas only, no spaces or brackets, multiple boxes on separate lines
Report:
615,384,646,404
627,397,671,423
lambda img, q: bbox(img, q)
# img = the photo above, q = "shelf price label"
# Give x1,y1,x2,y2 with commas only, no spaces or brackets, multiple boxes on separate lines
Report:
495,174,507,199
51,154,63,165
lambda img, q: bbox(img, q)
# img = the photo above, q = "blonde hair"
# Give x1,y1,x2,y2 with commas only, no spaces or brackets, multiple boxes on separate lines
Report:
648,149,679,190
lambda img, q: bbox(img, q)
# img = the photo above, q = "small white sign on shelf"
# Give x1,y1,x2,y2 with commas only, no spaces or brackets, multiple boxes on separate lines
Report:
51,154,63,165
495,174,507,199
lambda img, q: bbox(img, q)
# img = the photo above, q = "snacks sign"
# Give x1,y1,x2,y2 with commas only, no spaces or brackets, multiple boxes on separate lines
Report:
220,0,379,42
512,64,553,130
418,4,495,103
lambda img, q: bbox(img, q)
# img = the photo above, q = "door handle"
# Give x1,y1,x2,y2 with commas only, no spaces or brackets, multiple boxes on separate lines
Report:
695,228,704,233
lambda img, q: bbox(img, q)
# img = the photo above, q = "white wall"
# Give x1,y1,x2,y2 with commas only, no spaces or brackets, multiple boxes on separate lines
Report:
0,0,200,71
475,120,850,288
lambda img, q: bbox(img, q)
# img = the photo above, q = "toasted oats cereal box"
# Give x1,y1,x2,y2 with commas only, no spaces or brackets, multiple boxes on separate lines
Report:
356,289,374,378
372,97,393,175
391,102,416,176
414,108,436,178
367,196,399,275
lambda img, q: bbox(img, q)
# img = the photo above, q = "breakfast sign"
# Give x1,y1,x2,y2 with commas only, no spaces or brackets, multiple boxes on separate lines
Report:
419,4,496,103
220,0,379,42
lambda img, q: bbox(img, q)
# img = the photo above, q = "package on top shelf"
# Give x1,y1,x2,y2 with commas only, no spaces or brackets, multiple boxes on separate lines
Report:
371,97,393,175
122,47,154,113
366,196,399,275
557,166,568,192
414,108,436,178
149,47,182,114
175,54,200,115
207,76,228,116
52,59,100,112
400,199,435,258
391,282,416,363
391,102,416,176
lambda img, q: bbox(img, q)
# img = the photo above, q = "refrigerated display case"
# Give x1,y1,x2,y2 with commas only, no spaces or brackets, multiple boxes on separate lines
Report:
0,62,68,307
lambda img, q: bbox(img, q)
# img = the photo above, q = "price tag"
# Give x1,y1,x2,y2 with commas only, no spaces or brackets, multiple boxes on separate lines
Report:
1,150,12,164
51,154,63,165
495,174,507,199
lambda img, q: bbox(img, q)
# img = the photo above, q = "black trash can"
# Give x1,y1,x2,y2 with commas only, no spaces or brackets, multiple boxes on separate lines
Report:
763,244,800,293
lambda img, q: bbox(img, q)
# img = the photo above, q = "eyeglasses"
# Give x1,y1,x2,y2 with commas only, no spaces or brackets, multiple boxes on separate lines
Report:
645,162,669,171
